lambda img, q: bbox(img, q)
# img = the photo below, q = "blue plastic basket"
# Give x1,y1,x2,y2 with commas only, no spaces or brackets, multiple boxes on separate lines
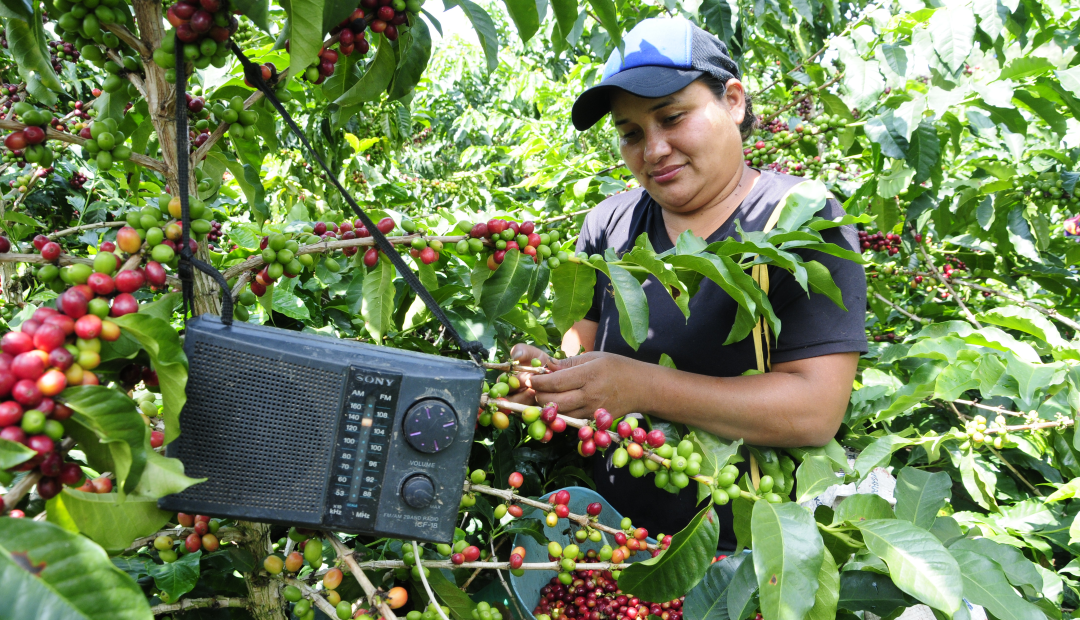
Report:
508,487,656,620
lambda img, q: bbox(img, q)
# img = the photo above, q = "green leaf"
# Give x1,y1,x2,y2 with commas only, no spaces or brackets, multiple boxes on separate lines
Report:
690,430,741,480
233,0,270,31
684,555,747,620
501,0,539,41
726,556,758,620
949,548,1045,620
590,258,649,350
774,180,829,232
999,56,1055,81
856,519,962,614
61,385,148,495
4,212,43,228
285,0,325,87
137,292,181,323
699,0,736,43
0,437,35,469
1055,66,1080,98
49,488,172,553
499,518,548,546
928,3,974,73
336,36,396,106
0,0,32,21
803,260,846,310
388,18,432,99
976,306,1065,347
619,506,721,602
751,501,824,620
550,261,597,334
112,313,188,446
362,259,396,341
624,246,689,318
0,518,152,619
863,111,909,159
880,42,908,76
806,548,839,620
666,253,770,344
585,0,620,48
833,494,895,524
905,120,940,185
852,435,910,478
149,550,202,601
795,455,840,503
428,569,476,619
838,571,917,615
130,450,204,499
480,249,535,320
549,0,578,41
947,538,1043,598
894,467,951,529
444,0,499,72
272,285,311,320
4,6,62,104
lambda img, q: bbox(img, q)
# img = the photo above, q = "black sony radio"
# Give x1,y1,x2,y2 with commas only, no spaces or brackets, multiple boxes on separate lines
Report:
160,315,485,544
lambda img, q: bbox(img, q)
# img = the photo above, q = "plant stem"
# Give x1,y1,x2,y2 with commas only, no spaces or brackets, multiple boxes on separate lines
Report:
282,576,340,618
414,540,450,620
872,291,926,323
151,596,248,615
327,535,399,620
913,231,981,328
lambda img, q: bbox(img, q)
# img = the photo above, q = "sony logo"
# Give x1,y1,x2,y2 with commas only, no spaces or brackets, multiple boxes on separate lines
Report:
352,376,395,388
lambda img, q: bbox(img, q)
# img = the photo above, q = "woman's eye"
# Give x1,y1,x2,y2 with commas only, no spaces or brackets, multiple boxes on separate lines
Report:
664,113,682,123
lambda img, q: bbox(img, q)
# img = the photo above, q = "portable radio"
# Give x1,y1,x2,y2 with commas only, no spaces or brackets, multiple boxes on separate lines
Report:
159,315,485,543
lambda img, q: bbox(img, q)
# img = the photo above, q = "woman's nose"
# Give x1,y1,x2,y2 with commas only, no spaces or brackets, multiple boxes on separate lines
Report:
643,131,672,164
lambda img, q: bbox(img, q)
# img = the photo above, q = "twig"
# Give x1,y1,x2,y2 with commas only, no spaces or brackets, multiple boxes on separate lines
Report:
190,69,290,165
48,221,126,239
220,234,477,280
282,576,340,618
230,270,251,302
414,540,450,620
151,596,248,615
947,277,1080,333
947,400,1074,433
104,22,150,57
151,597,247,615
327,535,398,620
344,559,621,571
0,252,180,287
460,538,505,591
872,291,926,323
1,438,74,512
482,361,551,375
986,444,1042,496
913,229,981,328
487,396,717,488
952,399,1022,418
105,48,147,100
538,207,595,224
0,119,167,174
126,527,245,552
490,537,526,620
762,72,844,124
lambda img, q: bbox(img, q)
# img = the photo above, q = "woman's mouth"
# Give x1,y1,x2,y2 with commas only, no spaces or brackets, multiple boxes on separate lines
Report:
649,165,685,184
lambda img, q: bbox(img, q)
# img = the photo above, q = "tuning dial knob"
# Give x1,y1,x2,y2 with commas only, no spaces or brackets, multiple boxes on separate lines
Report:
403,399,457,454
401,474,435,509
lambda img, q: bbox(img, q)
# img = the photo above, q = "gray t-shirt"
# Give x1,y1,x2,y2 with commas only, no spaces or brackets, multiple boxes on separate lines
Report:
576,169,867,548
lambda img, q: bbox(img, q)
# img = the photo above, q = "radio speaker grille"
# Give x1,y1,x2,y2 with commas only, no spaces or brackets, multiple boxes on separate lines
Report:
169,342,344,516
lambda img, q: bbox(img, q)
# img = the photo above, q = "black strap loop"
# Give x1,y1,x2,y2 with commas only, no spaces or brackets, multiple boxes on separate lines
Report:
175,35,234,325
228,43,486,365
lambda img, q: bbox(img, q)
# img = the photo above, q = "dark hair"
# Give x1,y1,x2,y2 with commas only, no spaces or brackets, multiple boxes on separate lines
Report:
697,74,756,141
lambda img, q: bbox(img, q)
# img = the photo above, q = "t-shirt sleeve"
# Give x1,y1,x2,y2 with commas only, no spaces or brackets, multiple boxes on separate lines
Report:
767,198,868,363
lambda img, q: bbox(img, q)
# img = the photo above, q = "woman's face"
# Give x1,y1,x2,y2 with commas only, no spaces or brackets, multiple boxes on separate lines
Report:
610,79,747,214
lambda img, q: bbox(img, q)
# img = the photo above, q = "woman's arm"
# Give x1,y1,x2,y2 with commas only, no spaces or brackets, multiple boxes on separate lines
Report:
523,350,858,447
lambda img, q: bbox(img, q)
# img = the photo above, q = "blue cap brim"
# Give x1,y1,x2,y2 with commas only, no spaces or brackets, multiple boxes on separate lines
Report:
571,66,704,131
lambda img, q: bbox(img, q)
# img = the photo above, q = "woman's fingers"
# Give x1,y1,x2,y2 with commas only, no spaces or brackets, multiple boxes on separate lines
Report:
533,388,589,418
510,343,546,364
527,362,588,393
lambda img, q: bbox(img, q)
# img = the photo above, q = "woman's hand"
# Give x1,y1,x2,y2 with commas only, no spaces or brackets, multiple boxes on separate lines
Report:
525,351,645,419
499,344,558,407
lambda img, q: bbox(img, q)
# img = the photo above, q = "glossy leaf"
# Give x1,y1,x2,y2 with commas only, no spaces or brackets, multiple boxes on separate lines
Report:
905,120,940,185
948,538,1043,598
585,0,620,47
549,0,578,41
725,552,758,620
589,257,649,350
751,501,824,620
806,547,839,620
149,550,202,601
61,385,148,495
894,467,951,529
4,4,62,103
112,313,188,446
336,37,396,106
362,258,396,341
0,437,35,469
833,494,895,524
49,488,172,553
618,506,720,602
795,454,840,503
501,0,539,41
480,249,535,320
285,0,325,88
388,18,432,100
444,0,499,72
683,555,747,620
428,569,476,619
550,260,596,333
0,518,152,619
949,548,1044,620
856,519,962,614
837,571,917,615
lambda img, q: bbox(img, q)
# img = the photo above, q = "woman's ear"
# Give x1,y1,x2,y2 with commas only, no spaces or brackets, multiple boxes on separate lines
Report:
722,78,747,125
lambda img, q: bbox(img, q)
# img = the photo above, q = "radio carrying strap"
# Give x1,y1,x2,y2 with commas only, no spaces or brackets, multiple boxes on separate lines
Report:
173,39,486,365
748,199,784,490
175,35,235,327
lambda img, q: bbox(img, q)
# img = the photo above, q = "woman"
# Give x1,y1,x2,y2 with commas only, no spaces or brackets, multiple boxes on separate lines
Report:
510,17,867,548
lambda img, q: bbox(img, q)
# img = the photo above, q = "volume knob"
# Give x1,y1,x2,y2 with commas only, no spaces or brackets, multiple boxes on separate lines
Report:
401,474,435,509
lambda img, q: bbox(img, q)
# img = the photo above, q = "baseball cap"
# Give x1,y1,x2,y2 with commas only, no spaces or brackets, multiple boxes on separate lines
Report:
571,17,741,131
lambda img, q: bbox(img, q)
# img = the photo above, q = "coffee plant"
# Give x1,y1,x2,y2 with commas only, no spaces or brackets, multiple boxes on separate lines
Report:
0,0,1078,618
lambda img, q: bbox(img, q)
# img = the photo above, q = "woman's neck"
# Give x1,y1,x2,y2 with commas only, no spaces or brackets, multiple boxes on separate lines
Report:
662,165,761,245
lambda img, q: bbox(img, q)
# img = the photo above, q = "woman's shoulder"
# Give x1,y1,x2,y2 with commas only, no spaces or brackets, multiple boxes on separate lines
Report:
577,187,651,253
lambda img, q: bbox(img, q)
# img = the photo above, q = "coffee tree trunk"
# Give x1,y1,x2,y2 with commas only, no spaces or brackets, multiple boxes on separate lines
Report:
132,1,276,618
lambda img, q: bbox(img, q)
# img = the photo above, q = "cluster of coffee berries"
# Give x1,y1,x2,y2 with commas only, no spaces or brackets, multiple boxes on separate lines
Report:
85,48,142,101
576,408,615,457
247,231,316,292
4,102,58,167
52,0,136,60
206,219,223,249
208,95,261,143
453,218,566,269
69,170,88,190
121,193,214,263
302,46,346,84
1022,172,1077,208
330,9,372,60
465,602,506,620
940,255,967,278
153,513,222,565
0,295,129,500
398,218,444,266
153,0,237,78
858,229,901,256
403,603,453,620
47,39,81,71
72,474,112,493
955,414,1011,450
79,119,132,171
534,556,684,620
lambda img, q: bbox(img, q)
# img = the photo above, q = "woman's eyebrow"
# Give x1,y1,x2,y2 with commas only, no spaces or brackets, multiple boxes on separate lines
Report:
613,97,678,126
